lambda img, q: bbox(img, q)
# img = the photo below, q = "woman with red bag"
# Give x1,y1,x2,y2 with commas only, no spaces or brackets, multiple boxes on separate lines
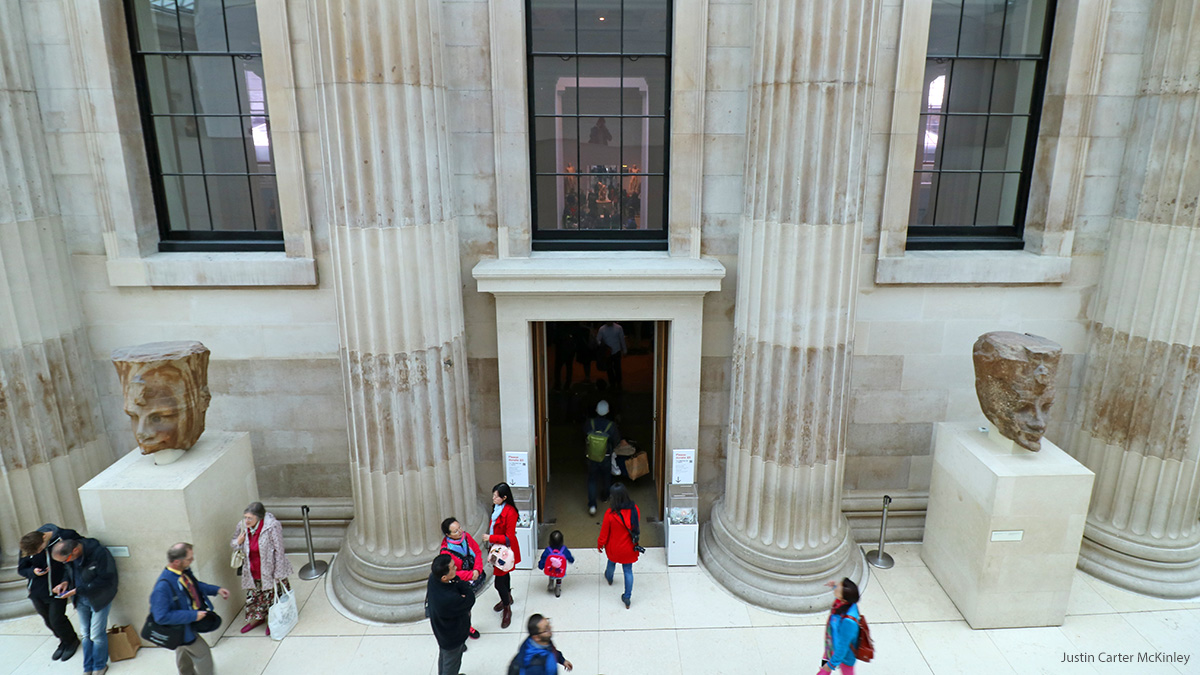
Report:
487,482,521,629
597,483,641,609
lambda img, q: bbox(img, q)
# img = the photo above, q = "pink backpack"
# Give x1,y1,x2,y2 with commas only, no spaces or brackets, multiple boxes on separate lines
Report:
543,548,568,578
488,544,515,573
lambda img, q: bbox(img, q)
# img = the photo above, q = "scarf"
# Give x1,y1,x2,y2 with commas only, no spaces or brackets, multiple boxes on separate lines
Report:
490,503,506,535
823,599,850,660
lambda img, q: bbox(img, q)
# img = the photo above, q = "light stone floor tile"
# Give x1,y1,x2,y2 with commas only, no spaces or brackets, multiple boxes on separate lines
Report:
476,572,533,635
676,627,766,675
0,615,56,637
668,571,753,629
596,629,682,675
1120,610,1200,674
868,542,926,567
362,618,434,636
907,620,1018,675
860,622,936,675
545,628,599,674
348,635,436,674
288,578,367,637
210,635,279,674
1082,575,1200,614
872,564,964,623
1067,571,1116,616
596,572,676,631
1056,614,1162,673
259,635,362,675
527,569,601,632
748,624,829,673
566,548,605,576
1,636,53,675
745,604,828,627
985,625,1101,675
857,574,903,624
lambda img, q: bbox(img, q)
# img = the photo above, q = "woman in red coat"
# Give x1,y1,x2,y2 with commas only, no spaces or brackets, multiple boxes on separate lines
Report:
597,482,641,608
488,482,521,628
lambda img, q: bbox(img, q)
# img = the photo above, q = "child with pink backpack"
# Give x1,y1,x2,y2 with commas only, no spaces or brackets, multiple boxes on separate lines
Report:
537,530,575,597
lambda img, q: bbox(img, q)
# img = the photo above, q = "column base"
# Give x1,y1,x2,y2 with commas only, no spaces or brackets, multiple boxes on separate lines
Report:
1077,522,1200,600
330,523,442,623
700,497,865,613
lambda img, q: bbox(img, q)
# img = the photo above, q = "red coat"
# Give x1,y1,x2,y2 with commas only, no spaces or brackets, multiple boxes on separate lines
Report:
440,532,484,583
598,505,642,565
487,503,521,576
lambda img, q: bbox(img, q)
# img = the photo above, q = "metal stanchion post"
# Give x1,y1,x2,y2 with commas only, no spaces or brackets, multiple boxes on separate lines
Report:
865,495,894,569
298,504,329,580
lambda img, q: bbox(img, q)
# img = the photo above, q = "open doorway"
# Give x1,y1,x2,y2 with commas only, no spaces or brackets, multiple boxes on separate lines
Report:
535,321,666,548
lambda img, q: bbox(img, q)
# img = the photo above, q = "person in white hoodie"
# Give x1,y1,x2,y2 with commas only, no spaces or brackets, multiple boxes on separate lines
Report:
230,502,294,635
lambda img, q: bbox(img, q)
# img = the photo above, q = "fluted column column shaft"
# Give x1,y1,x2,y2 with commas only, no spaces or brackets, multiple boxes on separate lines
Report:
0,2,112,619
701,0,879,612
1068,0,1200,598
310,0,481,621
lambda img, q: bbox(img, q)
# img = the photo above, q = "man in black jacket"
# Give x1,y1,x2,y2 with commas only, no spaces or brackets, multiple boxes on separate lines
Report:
52,538,119,675
427,553,475,675
17,525,81,662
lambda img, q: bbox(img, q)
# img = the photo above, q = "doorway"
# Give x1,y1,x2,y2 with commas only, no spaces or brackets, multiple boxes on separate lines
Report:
534,321,667,547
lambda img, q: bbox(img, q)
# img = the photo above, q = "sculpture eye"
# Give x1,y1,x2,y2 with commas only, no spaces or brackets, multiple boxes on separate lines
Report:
149,414,162,424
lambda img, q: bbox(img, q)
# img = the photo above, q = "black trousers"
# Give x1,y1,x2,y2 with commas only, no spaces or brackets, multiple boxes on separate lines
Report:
494,573,513,605
29,593,77,646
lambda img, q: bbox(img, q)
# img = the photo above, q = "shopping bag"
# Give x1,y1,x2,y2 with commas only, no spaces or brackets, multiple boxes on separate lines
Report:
107,624,142,661
625,451,649,481
267,580,299,641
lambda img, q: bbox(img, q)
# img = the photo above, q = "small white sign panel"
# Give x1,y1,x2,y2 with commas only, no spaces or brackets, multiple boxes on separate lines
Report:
672,449,696,484
505,452,530,487
990,530,1024,542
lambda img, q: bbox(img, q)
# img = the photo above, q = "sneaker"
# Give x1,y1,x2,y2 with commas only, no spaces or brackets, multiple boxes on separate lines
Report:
589,506,596,516
468,627,481,640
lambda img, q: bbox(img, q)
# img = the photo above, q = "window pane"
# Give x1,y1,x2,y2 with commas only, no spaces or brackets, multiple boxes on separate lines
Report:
532,56,577,115
198,117,250,173
941,116,987,170
643,176,664,230
135,0,183,52
534,117,581,175
535,174,565,230
982,117,1028,171
958,0,1006,57
578,173,621,229
615,117,665,176
577,0,621,54
530,2,575,53
946,60,994,113
927,0,962,55
250,175,280,231
933,172,980,225
162,175,210,230
237,57,268,116
989,61,1037,114
623,57,667,115
909,172,939,226
249,117,274,168
578,58,623,116
1002,0,1050,57
922,60,950,114
205,175,254,229
175,1,229,51
916,114,945,171
624,0,669,53
145,55,194,114
225,0,262,52
190,56,240,115
154,116,203,174
975,173,1021,226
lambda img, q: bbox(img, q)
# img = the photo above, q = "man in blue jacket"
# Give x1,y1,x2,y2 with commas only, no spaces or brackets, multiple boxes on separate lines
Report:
52,537,119,675
512,614,571,675
150,543,230,675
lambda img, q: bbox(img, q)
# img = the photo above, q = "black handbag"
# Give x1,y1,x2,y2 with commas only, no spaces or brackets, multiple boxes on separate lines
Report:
193,610,222,633
141,613,184,649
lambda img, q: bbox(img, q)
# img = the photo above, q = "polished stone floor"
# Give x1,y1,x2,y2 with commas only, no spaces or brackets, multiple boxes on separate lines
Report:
3,547,1199,675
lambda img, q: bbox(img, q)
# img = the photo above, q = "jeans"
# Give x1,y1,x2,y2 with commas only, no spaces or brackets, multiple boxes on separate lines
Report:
438,642,466,675
605,560,634,600
76,597,111,672
586,458,611,508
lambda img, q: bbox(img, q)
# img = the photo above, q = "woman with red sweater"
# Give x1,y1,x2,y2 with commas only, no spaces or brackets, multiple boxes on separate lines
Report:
488,482,521,629
597,482,641,609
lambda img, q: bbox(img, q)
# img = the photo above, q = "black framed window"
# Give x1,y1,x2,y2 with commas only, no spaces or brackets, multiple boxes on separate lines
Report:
907,0,1056,250
125,0,282,252
528,0,671,250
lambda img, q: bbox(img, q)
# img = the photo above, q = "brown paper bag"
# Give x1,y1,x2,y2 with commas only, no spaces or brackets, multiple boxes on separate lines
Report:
107,624,142,661
625,450,649,481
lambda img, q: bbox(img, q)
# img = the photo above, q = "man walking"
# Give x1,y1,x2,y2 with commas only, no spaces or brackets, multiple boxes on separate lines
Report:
51,537,119,675
427,553,475,675
150,543,230,675
510,614,572,674
584,400,621,515
17,525,81,662
596,321,626,390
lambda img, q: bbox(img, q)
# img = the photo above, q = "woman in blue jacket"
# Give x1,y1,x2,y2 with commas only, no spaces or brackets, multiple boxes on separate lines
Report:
818,577,861,675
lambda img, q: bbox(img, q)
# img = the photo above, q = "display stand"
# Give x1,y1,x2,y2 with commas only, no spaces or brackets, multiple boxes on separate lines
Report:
922,423,1093,628
511,486,536,570
666,483,699,566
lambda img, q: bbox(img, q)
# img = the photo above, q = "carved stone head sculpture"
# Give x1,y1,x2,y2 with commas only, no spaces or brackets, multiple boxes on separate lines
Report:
112,341,211,454
972,332,1062,452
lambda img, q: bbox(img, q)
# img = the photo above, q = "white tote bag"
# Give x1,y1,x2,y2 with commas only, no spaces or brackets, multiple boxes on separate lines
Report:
267,580,299,641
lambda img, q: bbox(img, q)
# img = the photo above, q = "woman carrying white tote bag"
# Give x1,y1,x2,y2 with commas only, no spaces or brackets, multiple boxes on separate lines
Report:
267,580,299,640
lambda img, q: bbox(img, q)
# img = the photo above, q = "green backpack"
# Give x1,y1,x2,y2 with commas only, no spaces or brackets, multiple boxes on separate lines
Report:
585,420,613,462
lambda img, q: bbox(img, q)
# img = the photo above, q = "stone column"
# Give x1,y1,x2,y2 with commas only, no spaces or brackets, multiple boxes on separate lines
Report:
0,1,113,618
309,0,483,621
700,0,879,612
1067,1,1200,599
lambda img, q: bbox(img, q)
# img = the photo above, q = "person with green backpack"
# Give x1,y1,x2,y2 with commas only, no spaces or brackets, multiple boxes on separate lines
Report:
584,401,621,515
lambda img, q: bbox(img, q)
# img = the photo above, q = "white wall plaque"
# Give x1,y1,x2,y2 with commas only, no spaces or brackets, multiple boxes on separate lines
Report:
505,451,530,487
672,449,696,484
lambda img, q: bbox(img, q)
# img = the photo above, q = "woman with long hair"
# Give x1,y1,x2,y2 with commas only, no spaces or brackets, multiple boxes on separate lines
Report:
817,577,861,674
597,482,641,608
486,482,521,629
231,502,294,635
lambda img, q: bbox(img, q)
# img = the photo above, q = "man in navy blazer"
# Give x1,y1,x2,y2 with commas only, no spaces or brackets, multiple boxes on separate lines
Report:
150,543,230,675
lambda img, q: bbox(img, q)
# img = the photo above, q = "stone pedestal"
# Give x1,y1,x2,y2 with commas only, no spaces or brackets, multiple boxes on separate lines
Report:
923,423,1093,628
78,432,258,641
